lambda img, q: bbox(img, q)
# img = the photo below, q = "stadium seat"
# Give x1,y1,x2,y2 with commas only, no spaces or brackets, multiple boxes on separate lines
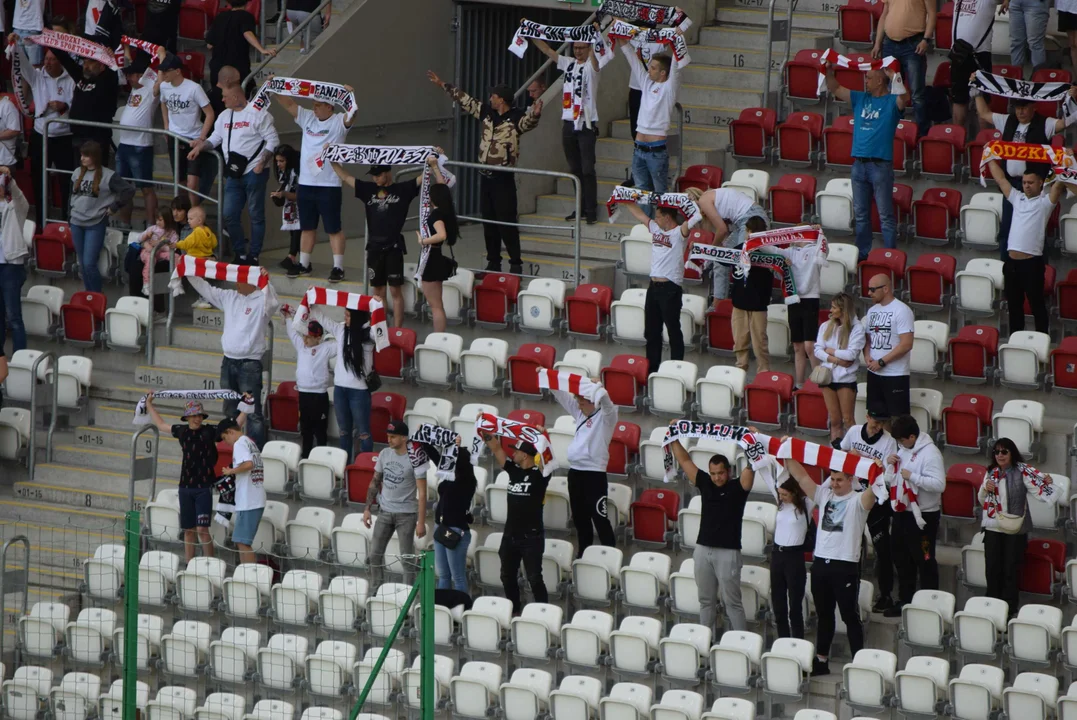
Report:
553,348,602,378
705,299,735,355
517,278,566,335
473,273,520,329
549,675,603,719
895,656,951,718
609,616,663,681
905,252,956,314
933,61,952,91
161,620,214,681
793,383,829,435
695,365,746,422
816,178,854,234
619,552,672,613
911,320,948,377
822,116,854,169
913,188,962,246
49,356,92,411
1048,336,1077,394
893,121,918,175
998,331,1050,390
676,165,724,193
988,64,1023,113
954,259,1004,324
344,452,378,507
507,343,556,397
138,551,180,608
769,174,817,225
460,337,509,395
176,557,226,614
842,649,898,715
21,285,63,339
917,124,967,179
761,638,815,708
1031,68,1071,117
728,107,777,163
267,382,300,435
610,289,647,345
832,53,872,91
783,50,827,105
873,183,914,236
369,392,406,445
960,193,1003,251
414,332,463,387
952,601,1008,666
104,296,150,351
305,640,356,700
451,662,504,719
146,687,199,720
744,372,794,429
838,0,883,46
620,226,653,281
372,327,416,382
1058,269,1077,326
941,395,993,453
709,631,763,695
607,422,640,478
0,408,31,461
60,291,106,347
935,2,955,48
900,590,956,654
647,360,698,416
284,507,336,562
178,50,206,82
83,544,125,603
992,399,1045,457
776,112,824,166
33,222,74,277
1008,606,1063,665
857,248,907,298
297,447,347,503
601,683,654,720
966,129,1003,181
565,284,612,339
602,355,648,410
630,488,679,547
571,547,622,609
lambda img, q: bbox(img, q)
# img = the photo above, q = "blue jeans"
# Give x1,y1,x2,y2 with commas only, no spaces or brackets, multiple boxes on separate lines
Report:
882,34,928,138
334,385,372,461
13,28,43,65
0,264,27,353
434,529,471,592
71,218,109,292
223,168,268,260
631,144,669,196
221,356,265,447
1009,0,1050,69
852,159,897,261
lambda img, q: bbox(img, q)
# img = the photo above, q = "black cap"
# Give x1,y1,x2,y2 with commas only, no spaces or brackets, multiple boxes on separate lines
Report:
490,83,512,102
866,408,889,420
307,320,324,338
513,439,538,456
385,419,409,437
368,165,391,176
216,418,242,440
158,53,184,72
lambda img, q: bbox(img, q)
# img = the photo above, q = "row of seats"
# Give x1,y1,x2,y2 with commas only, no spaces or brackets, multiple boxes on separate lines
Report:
13,285,150,352
961,532,1077,600
0,350,92,455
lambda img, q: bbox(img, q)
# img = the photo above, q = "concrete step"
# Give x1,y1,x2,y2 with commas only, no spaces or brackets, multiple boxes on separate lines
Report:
86,379,239,416
74,424,184,460
172,326,302,362
134,359,285,392
724,0,846,13
519,213,637,244
152,346,296,383
611,118,730,148
518,234,622,265
556,176,624,202
677,83,764,111
15,465,172,514
691,44,792,69
0,498,126,530
596,137,722,167
715,5,838,31
680,103,748,131
681,64,781,92
698,25,825,51
50,445,181,480
0,522,120,571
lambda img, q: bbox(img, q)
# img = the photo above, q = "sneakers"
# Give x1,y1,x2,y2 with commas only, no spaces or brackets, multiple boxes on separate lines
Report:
279,257,296,273
247,256,259,267
509,263,524,275
290,263,312,278
810,658,830,677
564,211,576,221
872,596,895,613
882,603,906,618
328,267,345,283
585,216,597,225
485,261,502,272
192,299,212,309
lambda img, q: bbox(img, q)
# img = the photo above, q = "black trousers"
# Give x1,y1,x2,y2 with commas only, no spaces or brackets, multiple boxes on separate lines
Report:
1004,255,1049,334
811,558,863,657
288,229,301,256
997,172,1017,259
479,171,522,270
499,529,547,613
628,88,642,139
561,121,598,220
867,501,894,599
891,509,940,604
297,390,329,458
567,469,616,556
644,280,684,376
984,530,1025,617
771,546,807,638
30,132,74,229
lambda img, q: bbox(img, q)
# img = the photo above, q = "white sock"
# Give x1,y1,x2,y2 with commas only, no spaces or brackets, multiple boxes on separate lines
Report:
299,252,311,267
333,254,344,269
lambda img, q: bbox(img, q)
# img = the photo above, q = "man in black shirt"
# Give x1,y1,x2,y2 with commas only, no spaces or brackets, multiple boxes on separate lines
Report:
51,50,119,167
482,433,549,614
141,0,182,52
669,438,753,632
206,0,276,95
730,249,773,372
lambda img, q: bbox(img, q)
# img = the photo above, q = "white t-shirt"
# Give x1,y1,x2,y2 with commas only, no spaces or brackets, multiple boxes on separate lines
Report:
295,106,347,187
1059,0,1077,13
840,424,899,463
232,435,266,511
813,486,869,562
954,0,996,51
991,113,1059,176
648,220,686,284
0,97,21,166
161,79,211,141
84,0,105,36
12,0,44,32
557,55,600,125
118,74,159,148
713,188,756,223
1006,187,1055,256
864,298,915,376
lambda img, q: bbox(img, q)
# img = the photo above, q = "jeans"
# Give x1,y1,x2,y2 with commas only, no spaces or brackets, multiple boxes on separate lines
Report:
71,218,109,293
693,544,747,632
0,264,27,353
562,122,599,220
644,280,684,376
631,144,669,196
285,9,324,47
852,159,897,261
499,529,548,614
892,509,940,604
882,34,929,137
811,558,864,657
220,356,265,447
984,529,1025,617
434,529,471,592
1005,255,1049,334
334,385,372,462
1009,0,1050,69
370,511,418,587
223,168,269,260
13,28,43,65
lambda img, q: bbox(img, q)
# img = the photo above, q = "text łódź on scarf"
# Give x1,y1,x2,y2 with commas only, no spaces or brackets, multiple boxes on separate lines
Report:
977,139,1077,186
685,243,800,304
5,40,31,116
508,20,614,68
406,424,461,480
251,76,357,122
290,286,390,352
596,0,693,31
28,30,119,69
606,185,703,226
742,224,825,271
319,144,456,281
470,413,560,478
131,390,254,425
605,19,690,69
970,69,1073,102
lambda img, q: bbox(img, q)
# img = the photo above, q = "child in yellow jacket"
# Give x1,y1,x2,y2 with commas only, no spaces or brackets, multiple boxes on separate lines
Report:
177,206,219,308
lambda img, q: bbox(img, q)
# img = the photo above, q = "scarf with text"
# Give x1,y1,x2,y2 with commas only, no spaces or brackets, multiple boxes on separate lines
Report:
606,19,690,68
561,56,599,130
742,224,823,270
5,40,31,117
471,413,559,477
291,287,389,352
816,49,904,96
320,144,455,281
970,69,1072,102
407,424,461,480
686,243,800,303
597,0,693,31
28,30,119,70
606,185,703,226
251,75,358,122
536,368,602,403
121,36,163,68
977,139,1076,185
131,390,252,425
982,462,1055,520
509,20,615,69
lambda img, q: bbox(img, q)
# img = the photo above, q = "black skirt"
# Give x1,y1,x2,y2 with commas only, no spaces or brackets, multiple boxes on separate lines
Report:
421,245,455,282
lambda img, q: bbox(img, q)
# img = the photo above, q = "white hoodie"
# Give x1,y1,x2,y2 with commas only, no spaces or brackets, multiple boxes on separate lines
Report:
0,179,30,265
894,432,946,513
552,387,617,472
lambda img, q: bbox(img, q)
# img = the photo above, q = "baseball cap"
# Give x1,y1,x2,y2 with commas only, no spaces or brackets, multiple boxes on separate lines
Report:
385,420,410,437
181,401,208,420
368,165,391,176
513,439,538,456
158,53,184,72
307,320,324,338
866,408,889,420
216,418,242,440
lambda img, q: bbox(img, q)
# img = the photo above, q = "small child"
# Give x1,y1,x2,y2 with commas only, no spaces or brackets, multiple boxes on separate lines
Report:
216,416,265,565
272,145,301,273
140,209,180,296
172,195,193,242
176,205,218,309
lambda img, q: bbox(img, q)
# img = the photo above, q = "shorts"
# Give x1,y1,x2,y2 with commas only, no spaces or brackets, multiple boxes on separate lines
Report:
1060,10,1077,31
421,246,455,283
167,138,212,180
298,184,343,234
116,144,155,189
788,297,820,343
367,244,405,287
949,49,991,105
179,487,213,530
826,381,859,392
866,372,911,418
232,508,264,546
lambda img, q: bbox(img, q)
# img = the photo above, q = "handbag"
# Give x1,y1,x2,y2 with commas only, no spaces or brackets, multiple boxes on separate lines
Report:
434,524,463,549
223,110,265,179
996,512,1025,534
809,364,833,386
364,369,382,392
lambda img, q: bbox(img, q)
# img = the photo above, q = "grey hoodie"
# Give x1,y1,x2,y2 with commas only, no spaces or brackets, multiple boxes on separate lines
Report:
69,166,135,226
0,178,31,264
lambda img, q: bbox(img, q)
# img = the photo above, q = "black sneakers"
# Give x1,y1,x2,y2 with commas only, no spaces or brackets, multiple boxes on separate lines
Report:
872,596,895,613
810,658,830,677
329,267,345,284
279,257,296,273
883,603,906,618
289,263,312,278
509,264,524,275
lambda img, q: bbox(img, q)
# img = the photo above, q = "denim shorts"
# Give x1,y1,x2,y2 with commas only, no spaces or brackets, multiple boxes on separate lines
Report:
116,144,155,189
232,508,264,546
297,184,343,233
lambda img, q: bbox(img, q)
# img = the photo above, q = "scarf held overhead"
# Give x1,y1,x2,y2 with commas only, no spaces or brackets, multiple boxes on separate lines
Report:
5,40,31,117
970,69,1072,101
509,20,614,68
816,49,904,96
596,0,693,31
606,19,690,69
407,424,461,480
169,256,271,293
28,30,119,70
291,286,389,352
471,413,559,478
977,139,1076,184
686,243,800,304
536,368,602,403
742,224,824,270
251,76,357,122
131,389,248,425
606,185,703,226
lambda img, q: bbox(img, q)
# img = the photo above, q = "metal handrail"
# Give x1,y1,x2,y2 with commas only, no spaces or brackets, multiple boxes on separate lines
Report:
128,424,160,512
166,245,178,352
245,0,335,87
778,1,796,120
28,350,57,480
43,118,226,241
674,101,685,183
146,245,177,366
513,11,603,100
0,535,30,668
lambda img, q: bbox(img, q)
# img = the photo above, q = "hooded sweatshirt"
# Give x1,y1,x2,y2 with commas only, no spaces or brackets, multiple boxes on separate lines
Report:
894,432,946,513
0,179,31,265
187,276,278,360
552,387,618,472
52,50,120,139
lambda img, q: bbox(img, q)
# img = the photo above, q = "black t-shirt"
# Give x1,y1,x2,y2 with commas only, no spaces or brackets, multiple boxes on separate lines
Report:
354,180,420,249
694,470,750,549
172,424,219,489
142,0,182,49
503,460,548,534
730,266,774,312
206,10,257,75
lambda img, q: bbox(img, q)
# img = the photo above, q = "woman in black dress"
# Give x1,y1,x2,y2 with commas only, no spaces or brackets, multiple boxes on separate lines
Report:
417,155,458,332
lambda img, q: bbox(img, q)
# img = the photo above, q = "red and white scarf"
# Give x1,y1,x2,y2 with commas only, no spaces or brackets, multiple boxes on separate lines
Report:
4,39,31,117
977,139,1076,185
982,462,1054,519
169,257,281,325
815,49,904,97
509,20,615,69
886,464,925,528
536,368,602,403
251,75,357,122
686,243,801,304
121,35,163,68
606,19,690,69
471,413,559,477
606,185,702,226
28,30,119,70
596,0,693,32
740,225,823,276
291,287,389,352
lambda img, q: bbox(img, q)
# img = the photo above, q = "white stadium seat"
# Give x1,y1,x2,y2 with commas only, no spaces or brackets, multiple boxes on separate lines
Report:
105,296,150,351
460,337,509,394
413,332,464,387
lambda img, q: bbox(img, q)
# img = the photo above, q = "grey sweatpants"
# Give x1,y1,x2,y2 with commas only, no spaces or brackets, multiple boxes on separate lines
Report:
369,511,418,587
694,544,747,632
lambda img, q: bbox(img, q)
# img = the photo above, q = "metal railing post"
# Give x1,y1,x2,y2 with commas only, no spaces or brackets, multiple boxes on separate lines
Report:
276,0,289,47
121,511,141,720
778,1,796,120
420,550,434,720
572,177,581,285
675,102,685,187
166,246,176,351
244,0,334,87
46,359,59,463
129,425,160,511
762,0,780,112
263,321,275,417
27,350,55,479
42,120,50,227
0,536,30,669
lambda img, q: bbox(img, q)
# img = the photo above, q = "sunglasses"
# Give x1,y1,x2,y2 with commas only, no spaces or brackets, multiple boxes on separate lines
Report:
993,448,1010,456
867,285,887,293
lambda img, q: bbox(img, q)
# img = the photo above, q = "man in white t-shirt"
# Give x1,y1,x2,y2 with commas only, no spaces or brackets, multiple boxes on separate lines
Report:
217,417,266,565
159,53,215,207
116,54,164,226
0,96,22,168
272,85,356,283
627,39,668,141
949,0,998,127
531,34,602,224
863,274,914,421
985,157,1060,334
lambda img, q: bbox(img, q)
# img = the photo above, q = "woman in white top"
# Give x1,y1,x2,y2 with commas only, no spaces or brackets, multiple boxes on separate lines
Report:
281,305,336,459
311,304,375,462
813,292,866,444
761,454,814,639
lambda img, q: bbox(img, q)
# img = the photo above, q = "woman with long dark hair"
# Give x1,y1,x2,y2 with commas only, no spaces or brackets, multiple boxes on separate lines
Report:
271,144,302,272
417,155,457,332
69,140,134,292
814,292,866,444
432,436,477,592
311,301,375,461
764,459,814,638
979,437,1058,618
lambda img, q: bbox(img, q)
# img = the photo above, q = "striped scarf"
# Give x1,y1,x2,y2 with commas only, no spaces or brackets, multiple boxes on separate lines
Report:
685,243,800,304
407,424,460,480
5,40,31,117
251,76,358,122
970,69,1072,102
28,30,119,70
596,0,693,31
471,413,559,477
978,139,1076,185
292,287,389,351
121,35,163,70
508,20,615,69
131,389,251,425
982,462,1054,518
606,19,690,69
606,185,703,226
816,49,903,96
536,368,602,402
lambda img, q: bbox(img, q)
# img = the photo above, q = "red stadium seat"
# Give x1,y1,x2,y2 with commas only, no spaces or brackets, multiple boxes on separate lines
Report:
793,383,829,435
178,0,216,40
630,487,680,546
608,421,641,477
370,392,406,444
1019,550,1056,596
729,107,777,163
267,381,300,434
565,283,612,339
1060,269,1077,325
1029,538,1066,573
941,462,985,523
509,408,546,429
507,343,556,397
988,65,1023,113
372,327,416,382
833,53,873,91
942,394,993,453
947,325,999,384
967,129,1002,177
871,183,913,234
178,51,206,83
776,112,824,166
784,50,826,104
1022,263,1055,315
858,248,907,298
823,116,855,168
768,174,817,225
933,61,952,89
935,2,954,50
905,252,956,312
912,187,962,245
917,124,966,179
473,273,520,328
1031,68,1071,117
893,121,917,174
683,228,714,284
601,354,648,410
1049,336,1077,394
346,452,378,505
706,299,735,355
744,372,794,429
33,223,74,278
60,291,106,347
838,0,883,47
676,165,724,193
